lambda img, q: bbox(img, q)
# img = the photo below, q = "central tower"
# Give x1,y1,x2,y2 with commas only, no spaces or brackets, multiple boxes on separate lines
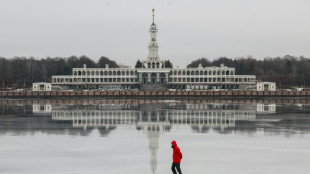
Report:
141,9,166,69
147,8,160,61
137,9,170,91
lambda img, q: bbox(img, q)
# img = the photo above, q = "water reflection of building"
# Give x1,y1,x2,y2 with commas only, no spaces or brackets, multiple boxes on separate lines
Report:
51,107,258,132
33,103,52,114
256,104,276,114
1,99,308,137
51,104,258,129
50,103,257,174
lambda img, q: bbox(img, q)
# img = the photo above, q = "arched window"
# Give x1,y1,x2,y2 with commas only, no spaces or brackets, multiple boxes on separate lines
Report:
142,73,148,83
160,73,165,83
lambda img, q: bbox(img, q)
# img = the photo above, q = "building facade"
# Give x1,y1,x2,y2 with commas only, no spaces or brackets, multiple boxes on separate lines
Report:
256,82,276,91
32,82,52,92
52,9,256,91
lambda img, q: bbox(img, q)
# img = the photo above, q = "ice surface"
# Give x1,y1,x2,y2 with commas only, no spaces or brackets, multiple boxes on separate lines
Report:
0,100,310,174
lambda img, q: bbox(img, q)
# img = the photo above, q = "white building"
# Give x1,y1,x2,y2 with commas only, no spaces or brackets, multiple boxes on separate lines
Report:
256,103,276,113
33,103,52,114
256,82,276,91
32,82,52,91
52,9,256,91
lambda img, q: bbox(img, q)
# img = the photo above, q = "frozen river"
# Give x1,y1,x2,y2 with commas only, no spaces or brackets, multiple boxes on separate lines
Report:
0,99,310,174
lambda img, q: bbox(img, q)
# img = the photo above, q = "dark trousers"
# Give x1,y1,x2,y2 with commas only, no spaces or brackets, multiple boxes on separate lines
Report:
171,163,182,174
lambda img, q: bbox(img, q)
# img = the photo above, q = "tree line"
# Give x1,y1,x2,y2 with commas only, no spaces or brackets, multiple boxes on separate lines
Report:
187,55,310,87
1,55,309,89
0,55,118,88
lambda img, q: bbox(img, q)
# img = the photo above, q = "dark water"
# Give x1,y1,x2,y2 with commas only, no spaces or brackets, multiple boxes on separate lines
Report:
0,99,310,174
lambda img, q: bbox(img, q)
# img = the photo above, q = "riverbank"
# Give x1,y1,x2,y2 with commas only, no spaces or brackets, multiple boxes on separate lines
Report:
0,90,309,99
0,98,309,105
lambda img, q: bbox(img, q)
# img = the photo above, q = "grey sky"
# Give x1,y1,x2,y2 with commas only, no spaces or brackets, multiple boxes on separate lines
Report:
1,0,309,67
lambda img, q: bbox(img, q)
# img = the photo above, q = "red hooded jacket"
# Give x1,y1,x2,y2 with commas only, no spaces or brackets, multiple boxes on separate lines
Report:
171,141,182,163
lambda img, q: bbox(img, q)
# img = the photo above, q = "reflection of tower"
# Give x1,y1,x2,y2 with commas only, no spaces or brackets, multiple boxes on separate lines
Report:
137,110,170,174
147,126,159,174
50,102,259,173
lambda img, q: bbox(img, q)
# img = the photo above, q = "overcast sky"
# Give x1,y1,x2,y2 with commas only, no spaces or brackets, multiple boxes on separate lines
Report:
1,0,309,67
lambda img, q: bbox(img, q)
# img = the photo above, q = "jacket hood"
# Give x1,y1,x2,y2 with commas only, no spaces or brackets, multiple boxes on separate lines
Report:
171,140,177,147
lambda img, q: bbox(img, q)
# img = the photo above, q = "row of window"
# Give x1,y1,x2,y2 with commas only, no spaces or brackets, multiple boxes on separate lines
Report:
52,111,137,117
170,77,255,83
52,111,255,118
53,78,138,83
53,77,255,84
172,70,235,76
72,120,135,125
54,116,248,126
72,70,236,76
145,62,162,68
69,119,231,126
170,112,255,117
73,70,137,76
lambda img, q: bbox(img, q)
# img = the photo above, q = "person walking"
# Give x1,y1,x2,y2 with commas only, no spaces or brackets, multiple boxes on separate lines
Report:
171,140,182,174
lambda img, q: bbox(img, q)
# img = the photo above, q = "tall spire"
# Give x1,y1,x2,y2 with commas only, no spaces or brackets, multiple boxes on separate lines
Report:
152,8,155,24
147,8,159,62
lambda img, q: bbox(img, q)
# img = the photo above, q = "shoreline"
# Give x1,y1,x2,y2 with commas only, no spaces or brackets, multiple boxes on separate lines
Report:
0,97,309,105
0,90,309,99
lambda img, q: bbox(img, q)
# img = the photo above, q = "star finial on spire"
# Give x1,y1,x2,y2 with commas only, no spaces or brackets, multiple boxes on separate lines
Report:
152,8,155,24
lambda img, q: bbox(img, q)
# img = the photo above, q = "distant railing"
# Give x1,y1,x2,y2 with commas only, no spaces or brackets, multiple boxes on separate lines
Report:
1,90,309,98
